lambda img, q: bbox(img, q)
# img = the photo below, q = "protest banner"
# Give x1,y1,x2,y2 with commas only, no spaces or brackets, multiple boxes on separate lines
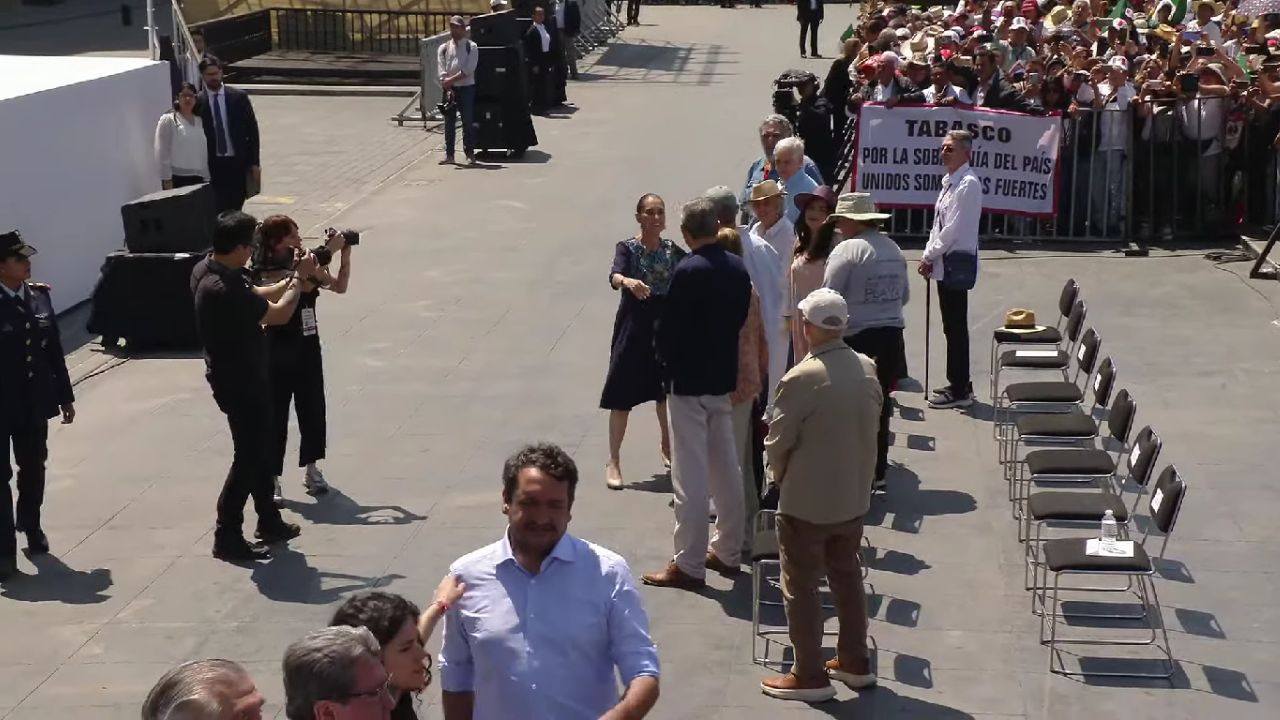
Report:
852,103,1063,217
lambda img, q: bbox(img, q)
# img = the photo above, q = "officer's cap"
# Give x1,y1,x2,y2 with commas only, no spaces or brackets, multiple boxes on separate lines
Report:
0,230,36,260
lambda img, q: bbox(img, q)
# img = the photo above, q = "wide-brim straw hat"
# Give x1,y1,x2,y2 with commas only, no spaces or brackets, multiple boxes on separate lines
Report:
750,179,785,202
830,192,891,222
1043,6,1070,30
1004,308,1037,329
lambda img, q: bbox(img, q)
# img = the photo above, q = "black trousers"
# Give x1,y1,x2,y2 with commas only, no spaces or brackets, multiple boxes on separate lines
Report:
799,18,819,55
269,342,327,477
627,0,640,24
210,380,282,541
209,155,248,213
937,283,972,396
1,418,48,561
844,326,906,483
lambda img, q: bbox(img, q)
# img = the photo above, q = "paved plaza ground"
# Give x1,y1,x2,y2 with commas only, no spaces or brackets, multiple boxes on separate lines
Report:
4,6,1280,719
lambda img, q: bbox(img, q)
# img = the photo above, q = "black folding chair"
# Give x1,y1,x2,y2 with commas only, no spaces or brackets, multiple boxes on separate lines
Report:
990,299,1088,401
989,278,1079,377
993,327,1102,440
1035,465,1186,679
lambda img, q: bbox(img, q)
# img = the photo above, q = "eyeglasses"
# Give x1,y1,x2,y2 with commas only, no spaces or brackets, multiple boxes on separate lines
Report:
941,145,955,153
340,674,394,704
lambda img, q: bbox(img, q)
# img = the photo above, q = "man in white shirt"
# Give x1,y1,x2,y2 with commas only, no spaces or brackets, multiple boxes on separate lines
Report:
1185,1,1223,46
437,16,480,165
746,180,796,411
1073,56,1137,235
523,6,556,113
775,137,818,226
922,62,973,104
919,130,981,409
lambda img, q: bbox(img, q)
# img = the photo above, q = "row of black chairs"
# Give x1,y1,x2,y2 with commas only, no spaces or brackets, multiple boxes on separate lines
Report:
989,279,1188,679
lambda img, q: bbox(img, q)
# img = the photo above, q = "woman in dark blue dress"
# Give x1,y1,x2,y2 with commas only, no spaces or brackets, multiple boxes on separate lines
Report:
601,193,686,490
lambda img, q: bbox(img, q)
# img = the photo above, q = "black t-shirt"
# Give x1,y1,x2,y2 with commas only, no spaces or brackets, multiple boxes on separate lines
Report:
191,256,269,384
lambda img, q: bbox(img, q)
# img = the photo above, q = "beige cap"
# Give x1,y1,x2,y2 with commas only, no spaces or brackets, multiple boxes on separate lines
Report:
798,288,849,332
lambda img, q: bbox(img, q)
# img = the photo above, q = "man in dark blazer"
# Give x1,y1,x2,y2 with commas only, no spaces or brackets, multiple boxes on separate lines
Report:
967,46,1034,113
0,231,74,581
523,6,557,113
796,0,825,59
198,57,261,213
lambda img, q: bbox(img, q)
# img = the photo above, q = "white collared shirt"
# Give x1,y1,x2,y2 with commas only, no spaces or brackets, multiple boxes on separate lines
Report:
207,87,235,157
438,37,479,87
534,22,551,52
745,218,794,321
2,282,26,302
923,163,982,281
922,84,973,104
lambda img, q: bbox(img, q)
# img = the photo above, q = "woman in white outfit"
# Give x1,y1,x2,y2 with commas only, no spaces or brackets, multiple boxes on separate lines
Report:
154,82,209,190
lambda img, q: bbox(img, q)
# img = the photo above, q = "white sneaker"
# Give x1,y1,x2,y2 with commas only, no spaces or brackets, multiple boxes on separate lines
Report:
303,465,330,496
272,477,284,508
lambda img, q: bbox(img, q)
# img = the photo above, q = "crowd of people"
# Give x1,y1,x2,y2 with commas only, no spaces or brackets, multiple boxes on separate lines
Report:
780,0,1280,239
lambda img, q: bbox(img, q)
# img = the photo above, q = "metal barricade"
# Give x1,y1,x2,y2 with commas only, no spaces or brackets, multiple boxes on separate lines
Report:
418,33,451,123
857,100,1244,245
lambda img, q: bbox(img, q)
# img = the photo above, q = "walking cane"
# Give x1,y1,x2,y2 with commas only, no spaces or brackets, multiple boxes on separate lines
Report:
923,276,931,399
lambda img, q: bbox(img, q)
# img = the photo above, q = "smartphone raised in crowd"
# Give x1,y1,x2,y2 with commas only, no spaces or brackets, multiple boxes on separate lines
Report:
1195,45,1216,57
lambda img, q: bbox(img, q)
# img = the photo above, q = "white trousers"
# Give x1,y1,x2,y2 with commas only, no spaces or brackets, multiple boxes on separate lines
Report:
669,393,746,577
766,322,790,412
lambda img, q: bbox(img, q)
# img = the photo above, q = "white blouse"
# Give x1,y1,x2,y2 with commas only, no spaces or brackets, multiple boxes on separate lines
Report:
154,111,210,181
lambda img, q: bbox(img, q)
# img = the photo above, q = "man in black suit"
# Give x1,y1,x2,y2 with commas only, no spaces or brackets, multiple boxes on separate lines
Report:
523,6,556,114
966,46,1034,113
796,0,824,59
0,231,74,581
198,57,261,213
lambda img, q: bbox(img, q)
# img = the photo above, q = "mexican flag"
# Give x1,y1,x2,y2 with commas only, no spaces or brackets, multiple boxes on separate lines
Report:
1109,0,1130,18
1169,0,1189,25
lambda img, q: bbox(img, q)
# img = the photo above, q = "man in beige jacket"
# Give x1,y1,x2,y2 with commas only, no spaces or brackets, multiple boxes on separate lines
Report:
760,288,882,703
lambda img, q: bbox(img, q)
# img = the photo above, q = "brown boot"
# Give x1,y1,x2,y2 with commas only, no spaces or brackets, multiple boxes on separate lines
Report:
705,552,742,577
641,561,706,590
760,672,836,702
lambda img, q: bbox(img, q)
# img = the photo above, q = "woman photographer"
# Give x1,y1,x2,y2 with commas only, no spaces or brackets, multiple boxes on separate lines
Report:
253,215,351,505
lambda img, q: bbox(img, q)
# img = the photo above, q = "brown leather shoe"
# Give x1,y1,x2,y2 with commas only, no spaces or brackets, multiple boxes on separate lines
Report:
641,561,706,589
760,672,836,702
824,658,877,689
705,552,742,577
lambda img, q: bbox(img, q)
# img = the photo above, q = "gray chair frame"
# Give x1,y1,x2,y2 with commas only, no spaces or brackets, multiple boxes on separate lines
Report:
993,327,1102,441
989,298,1087,401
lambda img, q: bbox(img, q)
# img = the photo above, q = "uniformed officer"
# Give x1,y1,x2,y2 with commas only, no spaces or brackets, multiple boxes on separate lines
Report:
0,231,74,581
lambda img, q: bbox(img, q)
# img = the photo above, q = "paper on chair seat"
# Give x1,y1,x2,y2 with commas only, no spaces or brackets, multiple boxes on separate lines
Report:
1086,539,1135,557
1015,349,1061,358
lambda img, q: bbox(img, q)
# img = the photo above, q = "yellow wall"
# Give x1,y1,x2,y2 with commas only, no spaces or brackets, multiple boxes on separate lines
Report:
180,0,492,24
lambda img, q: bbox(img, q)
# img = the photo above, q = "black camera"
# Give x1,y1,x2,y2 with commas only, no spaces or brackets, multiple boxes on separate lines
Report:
436,99,456,115
324,227,361,246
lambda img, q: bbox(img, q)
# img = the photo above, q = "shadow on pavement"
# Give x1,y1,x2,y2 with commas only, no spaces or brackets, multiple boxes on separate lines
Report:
810,685,974,718
1,553,113,604
627,472,672,494
864,463,977,534
284,488,427,526
250,548,402,604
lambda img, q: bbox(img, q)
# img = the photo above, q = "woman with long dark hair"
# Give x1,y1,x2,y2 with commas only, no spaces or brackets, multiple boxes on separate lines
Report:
253,215,351,505
600,193,686,490
790,186,839,360
154,82,208,190
330,575,465,720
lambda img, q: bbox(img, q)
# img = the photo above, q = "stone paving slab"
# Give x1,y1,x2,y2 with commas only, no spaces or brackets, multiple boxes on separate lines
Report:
4,6,1280,719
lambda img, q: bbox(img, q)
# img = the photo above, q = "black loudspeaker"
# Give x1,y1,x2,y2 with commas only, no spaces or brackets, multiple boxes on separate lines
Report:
470,9,522,47
476,45,527,103
121,183,216,254
87,250,206,348
473,100,538,156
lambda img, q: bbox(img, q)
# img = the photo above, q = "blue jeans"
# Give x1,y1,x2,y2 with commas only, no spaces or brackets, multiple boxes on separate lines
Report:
443,84,475,158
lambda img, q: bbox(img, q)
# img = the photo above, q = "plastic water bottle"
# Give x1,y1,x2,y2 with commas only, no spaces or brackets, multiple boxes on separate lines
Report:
1100,509,1118,548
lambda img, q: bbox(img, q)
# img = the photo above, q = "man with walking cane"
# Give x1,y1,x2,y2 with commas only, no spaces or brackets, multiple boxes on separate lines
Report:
919,130,981,410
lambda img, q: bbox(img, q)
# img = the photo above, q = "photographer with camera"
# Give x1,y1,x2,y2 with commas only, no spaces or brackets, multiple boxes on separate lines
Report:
252,215,355,506
192,211,318,562
437,15,479,165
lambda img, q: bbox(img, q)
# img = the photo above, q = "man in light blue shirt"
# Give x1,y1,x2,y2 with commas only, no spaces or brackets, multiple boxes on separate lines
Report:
440,443,661,720
774,136,818,226
740,114,824,224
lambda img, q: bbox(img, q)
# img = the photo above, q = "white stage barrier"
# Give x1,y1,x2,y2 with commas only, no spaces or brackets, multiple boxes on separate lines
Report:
0,55,171,308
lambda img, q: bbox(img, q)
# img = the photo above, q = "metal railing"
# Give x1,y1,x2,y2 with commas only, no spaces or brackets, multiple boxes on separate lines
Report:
272,8,456,56
839,99,1278,245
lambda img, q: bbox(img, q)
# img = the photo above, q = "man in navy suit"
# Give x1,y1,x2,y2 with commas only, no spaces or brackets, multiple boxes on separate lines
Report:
0,231,74,581
198,57,262,213
796,0,825,59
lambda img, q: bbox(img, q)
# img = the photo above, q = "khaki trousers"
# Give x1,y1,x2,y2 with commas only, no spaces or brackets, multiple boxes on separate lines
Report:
669,393,745,577
776,513,869,681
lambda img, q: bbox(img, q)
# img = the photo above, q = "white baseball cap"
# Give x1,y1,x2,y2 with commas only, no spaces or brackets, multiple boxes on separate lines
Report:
798,288,849,332
1010,16,1029,30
